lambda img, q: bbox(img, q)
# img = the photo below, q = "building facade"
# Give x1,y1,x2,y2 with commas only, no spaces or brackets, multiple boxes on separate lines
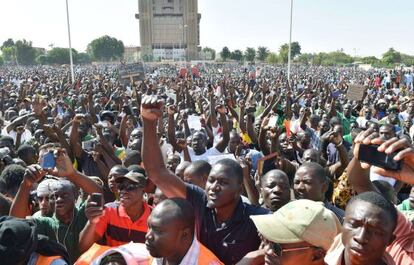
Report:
136,0,200,61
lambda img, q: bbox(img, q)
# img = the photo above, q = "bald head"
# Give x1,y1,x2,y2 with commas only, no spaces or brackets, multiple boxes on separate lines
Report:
152,198,195,234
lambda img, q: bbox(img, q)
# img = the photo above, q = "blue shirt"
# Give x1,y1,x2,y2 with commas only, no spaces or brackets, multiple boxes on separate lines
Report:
186,184,269,264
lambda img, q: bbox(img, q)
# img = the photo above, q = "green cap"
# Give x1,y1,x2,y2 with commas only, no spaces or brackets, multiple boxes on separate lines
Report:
250,199,341,251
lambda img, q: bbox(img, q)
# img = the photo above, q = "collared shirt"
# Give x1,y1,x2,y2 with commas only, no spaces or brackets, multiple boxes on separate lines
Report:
95,202,151,247
186,184,269,264
34,204,88,264
151,237,200,265
325,234,395,265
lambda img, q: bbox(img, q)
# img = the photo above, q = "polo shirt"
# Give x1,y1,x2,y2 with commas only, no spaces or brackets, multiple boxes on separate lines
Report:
34,203,88,264
95,202,151,247
186,184,269,265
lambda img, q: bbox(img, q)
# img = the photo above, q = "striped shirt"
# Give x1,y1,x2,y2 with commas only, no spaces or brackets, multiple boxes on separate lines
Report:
95,202,151,247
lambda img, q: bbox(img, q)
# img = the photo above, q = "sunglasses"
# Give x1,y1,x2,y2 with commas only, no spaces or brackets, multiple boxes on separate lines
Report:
117,182,142,191
263,238,314,257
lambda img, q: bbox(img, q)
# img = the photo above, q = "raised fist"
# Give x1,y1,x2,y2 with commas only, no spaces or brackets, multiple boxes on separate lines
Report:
141,95,164,121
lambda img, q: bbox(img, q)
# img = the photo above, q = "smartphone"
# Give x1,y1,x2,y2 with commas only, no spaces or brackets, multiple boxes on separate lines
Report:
359,144,402,171
41,151,56,169
90,193,103,207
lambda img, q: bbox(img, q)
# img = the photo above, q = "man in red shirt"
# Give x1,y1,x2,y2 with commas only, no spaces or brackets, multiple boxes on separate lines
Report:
79,171,150,253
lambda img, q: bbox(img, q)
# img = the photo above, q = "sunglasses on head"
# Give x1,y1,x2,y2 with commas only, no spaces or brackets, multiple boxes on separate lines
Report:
117,182,142,191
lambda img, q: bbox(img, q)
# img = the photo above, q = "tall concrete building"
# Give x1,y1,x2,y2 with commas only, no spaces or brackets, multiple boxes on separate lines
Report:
136,0,201,61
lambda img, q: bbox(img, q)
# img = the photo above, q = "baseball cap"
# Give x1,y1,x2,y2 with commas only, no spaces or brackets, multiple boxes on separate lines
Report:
0,216,37,264
250,199,341,251
115,171,147,188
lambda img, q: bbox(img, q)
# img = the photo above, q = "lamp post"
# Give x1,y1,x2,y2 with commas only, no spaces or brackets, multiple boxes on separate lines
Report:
287,0,293,83
65,0,75,84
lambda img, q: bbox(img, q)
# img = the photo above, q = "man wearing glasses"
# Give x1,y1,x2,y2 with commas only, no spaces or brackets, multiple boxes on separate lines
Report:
250,199,341,265
79,171,151,253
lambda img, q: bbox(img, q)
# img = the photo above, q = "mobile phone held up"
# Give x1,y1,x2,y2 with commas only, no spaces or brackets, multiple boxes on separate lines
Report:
41,151,56,169
358,144,402,171
90,193,103,208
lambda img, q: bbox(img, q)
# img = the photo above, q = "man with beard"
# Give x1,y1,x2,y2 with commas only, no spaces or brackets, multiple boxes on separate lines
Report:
10,149,102,264
141,95,269,264
259,170,291,212
293,162,345,222
145,198,223,264
79,171,151,253
325,192,397,265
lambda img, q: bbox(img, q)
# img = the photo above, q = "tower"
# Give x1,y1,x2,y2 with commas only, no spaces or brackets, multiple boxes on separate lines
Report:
136,0,201,61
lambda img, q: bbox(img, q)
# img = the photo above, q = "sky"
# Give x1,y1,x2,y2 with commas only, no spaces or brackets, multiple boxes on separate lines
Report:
1,0,414,58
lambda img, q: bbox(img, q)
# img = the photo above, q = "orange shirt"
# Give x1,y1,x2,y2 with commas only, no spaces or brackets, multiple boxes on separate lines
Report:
95,202,151,247
386,211,414,265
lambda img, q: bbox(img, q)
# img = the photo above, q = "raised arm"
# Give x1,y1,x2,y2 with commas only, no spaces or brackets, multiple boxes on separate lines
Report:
69,115,83,159
346,129,378,194
141,95,187,198
10,165,46,218
214,105,230,153
167,105,181,152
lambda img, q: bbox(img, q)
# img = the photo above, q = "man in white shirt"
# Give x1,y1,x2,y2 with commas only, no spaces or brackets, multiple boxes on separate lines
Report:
356,107,378,129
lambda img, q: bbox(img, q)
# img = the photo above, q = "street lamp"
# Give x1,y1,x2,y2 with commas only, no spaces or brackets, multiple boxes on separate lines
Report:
65,0,75,83
287,0,293,83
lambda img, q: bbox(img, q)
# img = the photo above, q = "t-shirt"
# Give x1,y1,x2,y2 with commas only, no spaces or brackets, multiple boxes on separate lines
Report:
34,204,88,264
325,234,395,265
356,116,378,129
385,211,414,264
337,112,356,136
1,127,32,144
186,184,269,264
181,146,223,162
77,150,102,178
95,203,151,247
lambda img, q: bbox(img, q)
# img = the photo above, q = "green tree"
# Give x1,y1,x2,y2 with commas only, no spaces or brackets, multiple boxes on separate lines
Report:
47,47,78,64
35,54,49,65
361,56,380,65
77,52,91,64
266,53,279,64
15,39,36,65
230,50,244,62
202,47,216,60
0,55,3,66
245,47,256,62
87,35,124,61
1,39,14,49
400,53,414,66
382,48,401,65
257,46,269,61
1,46,15,63
296,53,314,64
279,42,301,63
220,46,231,61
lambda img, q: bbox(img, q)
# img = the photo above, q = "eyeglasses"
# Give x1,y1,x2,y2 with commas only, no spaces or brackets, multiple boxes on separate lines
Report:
117,182,142,191
263,238,315,257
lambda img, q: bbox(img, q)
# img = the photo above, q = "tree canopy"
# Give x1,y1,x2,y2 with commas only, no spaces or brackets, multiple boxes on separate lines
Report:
87,35,124,61
220,46,231,61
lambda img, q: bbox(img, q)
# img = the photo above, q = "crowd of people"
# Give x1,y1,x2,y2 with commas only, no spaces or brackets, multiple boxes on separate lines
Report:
0,63,413,265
